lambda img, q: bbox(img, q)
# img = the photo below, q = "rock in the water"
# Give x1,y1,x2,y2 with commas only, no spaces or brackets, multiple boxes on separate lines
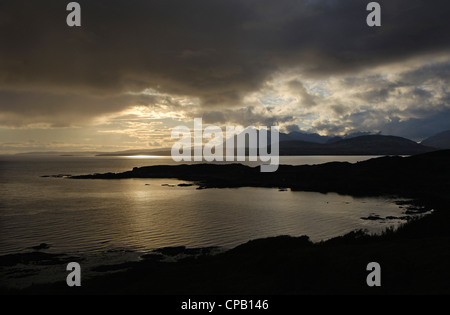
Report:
28,243,50,250
153,246,186,256
360,215,383,221
140,253,164,261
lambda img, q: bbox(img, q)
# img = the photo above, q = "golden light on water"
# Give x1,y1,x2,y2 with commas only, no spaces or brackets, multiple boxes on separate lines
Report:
123,155,171,159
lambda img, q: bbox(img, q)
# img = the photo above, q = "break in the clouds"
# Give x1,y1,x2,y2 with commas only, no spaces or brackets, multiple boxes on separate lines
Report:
1,0,450,152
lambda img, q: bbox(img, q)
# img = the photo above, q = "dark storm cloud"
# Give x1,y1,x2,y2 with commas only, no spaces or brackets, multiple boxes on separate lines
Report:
1,0,450,137
380,109,450,141
355,87,394,103
198,107,295,127
2,0,450,101
287,80,317,107
400,61,450,86
1,0,278,101
0,89,171,127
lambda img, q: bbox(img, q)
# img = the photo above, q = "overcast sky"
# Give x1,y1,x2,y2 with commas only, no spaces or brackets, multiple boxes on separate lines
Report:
1,0,450,153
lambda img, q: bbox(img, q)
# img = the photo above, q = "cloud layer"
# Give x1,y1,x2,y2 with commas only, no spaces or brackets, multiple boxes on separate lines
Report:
1,0,450,151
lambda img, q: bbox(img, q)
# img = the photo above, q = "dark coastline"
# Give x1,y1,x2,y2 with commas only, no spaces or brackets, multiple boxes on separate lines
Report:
71,149,449,199
3,150,450,295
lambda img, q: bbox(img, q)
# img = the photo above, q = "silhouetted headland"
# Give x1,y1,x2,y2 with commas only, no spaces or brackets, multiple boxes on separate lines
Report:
71,150,450,199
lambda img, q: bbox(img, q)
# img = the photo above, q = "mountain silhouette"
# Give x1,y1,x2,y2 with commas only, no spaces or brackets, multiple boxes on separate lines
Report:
276,135,435,155
95,134,436,157
421,130,450,149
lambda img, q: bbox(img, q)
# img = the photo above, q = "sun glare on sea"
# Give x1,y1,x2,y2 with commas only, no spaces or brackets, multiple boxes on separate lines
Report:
124,155,170,159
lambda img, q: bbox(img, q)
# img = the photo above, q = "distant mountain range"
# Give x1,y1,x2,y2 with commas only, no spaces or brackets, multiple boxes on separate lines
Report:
16,129,450,157
279,130,377,144
273,129,450,155
275,135,434,155
421,130,450,149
